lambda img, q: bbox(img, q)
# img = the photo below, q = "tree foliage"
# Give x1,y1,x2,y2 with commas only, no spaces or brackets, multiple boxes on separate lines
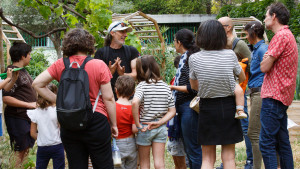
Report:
17,0,113,48
217,0,300,42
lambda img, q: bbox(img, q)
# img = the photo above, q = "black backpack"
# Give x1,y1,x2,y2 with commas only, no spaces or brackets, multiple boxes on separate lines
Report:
56,56,95,131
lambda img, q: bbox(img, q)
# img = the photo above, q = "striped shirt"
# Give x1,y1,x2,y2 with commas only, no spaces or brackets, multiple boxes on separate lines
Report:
134,80,175,122
189,49,242,98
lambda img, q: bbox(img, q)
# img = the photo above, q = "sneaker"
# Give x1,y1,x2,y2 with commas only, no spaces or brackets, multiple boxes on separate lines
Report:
235,110,247,119
244,160,253,169
216,163,224,169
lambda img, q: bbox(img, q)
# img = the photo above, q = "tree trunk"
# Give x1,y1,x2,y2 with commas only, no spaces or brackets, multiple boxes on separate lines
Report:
49,33,62,59
206,0,212,14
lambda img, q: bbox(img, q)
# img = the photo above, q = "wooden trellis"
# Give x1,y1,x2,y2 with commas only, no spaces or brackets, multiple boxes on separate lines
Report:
0,18,26,71
112,11,165,54
232,16,269,44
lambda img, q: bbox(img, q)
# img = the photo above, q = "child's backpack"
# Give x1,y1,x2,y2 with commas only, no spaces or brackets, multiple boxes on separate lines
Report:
56,56,94,131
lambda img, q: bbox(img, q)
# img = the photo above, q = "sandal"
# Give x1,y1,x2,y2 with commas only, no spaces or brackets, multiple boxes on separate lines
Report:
235,109,247,119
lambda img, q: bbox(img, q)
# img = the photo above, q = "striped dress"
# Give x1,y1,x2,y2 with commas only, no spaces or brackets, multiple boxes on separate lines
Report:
134,80,175,122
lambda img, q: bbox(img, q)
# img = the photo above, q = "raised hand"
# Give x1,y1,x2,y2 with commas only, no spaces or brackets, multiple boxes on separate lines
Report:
116,59,125,76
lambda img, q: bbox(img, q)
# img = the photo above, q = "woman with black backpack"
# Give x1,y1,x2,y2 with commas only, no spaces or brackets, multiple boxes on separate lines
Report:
33,28,118,169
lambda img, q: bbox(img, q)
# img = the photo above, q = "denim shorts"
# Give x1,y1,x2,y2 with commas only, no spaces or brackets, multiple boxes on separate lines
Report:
167,138,186,156
136,124,167,146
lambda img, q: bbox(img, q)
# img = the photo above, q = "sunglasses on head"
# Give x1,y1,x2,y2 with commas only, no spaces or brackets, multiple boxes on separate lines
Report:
110,22,128,33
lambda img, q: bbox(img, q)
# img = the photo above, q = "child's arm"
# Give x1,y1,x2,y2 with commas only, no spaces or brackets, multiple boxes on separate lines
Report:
0,68,16,90
132,97,144,130
30,122,38,140
144,107,176,130
132,124,138,134
3,96,36,109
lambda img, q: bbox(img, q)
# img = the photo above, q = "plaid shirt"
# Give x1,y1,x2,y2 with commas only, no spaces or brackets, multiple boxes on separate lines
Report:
261,26,298,106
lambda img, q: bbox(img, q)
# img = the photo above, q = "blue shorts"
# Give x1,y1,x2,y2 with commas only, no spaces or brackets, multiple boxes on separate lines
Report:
167,138,186,156
136,124,167,146
0,114,3,136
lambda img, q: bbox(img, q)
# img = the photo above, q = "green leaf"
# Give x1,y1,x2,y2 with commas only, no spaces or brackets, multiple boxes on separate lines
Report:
50,0,58,5
38,6,52,20
54,5,63,16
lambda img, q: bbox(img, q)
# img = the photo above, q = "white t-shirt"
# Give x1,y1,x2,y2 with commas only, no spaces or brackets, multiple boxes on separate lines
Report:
27,106,62,146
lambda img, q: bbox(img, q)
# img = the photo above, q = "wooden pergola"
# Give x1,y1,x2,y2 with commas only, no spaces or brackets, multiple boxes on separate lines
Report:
232,16,269,44
112,11,165,54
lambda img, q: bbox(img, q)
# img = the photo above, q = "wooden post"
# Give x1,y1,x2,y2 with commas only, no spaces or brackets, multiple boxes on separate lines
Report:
0,18,4,73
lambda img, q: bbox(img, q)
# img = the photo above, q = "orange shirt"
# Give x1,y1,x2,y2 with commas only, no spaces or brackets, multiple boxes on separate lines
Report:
116,103,135,139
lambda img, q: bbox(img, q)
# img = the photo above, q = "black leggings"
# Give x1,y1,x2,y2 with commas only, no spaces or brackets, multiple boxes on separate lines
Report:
60,112,113,169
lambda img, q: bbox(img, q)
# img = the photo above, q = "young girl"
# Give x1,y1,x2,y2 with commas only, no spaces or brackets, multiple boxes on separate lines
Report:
27,83,65,169
132,55,176,169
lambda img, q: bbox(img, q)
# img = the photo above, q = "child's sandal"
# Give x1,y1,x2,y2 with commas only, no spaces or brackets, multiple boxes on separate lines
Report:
235,109,247,119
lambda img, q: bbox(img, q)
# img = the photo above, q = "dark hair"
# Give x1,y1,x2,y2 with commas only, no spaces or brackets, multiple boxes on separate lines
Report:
267,2,290,25
115,75,135,98
175,29,200,64
196,20,227,50
136,55,161,83
244,21,265,40
9,42,32,62
104,34,113,46
37,83,57,109
174,55,181,69
62,28,95,57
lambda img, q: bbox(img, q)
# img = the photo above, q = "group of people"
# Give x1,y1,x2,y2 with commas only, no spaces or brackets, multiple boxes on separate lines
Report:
0,2,298,169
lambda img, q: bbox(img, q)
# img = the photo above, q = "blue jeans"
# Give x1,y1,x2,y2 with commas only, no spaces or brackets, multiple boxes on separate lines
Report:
241,95,253,162
36,143,65,169
259,98,293,169
177,100,202,169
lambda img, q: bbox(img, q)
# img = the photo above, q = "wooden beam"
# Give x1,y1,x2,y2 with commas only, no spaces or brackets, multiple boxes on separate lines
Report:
132,24,154,27
139,36,159,38
135,30,157,33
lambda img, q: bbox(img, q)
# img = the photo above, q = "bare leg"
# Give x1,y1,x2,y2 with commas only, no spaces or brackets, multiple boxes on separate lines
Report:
201,145,216,169
173,156,187,169
234,84,244,108
221,144,236,169
152,142,165,169
138,145,151,169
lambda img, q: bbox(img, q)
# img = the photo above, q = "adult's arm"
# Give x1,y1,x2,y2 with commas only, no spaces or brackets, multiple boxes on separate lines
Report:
125,58,137,80
3,96,36,109
235,40,252,72
170,85,188,93
260,54,276,73
190,79,199,91
32,70,56,103
101,82,118,138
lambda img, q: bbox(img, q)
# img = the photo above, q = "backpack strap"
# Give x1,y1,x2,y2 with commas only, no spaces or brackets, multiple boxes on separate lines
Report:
123,45,131,61
232,38,240,50
103,46,110,62
63,57,70,70
80,56,93,69
93,90,102,113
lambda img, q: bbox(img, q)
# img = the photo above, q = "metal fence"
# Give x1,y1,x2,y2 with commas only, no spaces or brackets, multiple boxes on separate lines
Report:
161,23,200,44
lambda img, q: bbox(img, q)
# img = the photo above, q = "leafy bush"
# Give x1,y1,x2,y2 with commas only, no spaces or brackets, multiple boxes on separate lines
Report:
25,49,49,80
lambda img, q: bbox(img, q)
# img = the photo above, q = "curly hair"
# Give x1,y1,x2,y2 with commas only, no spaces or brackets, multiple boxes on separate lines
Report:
62,28,95,57
244,21,265,41
37,83,58,109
